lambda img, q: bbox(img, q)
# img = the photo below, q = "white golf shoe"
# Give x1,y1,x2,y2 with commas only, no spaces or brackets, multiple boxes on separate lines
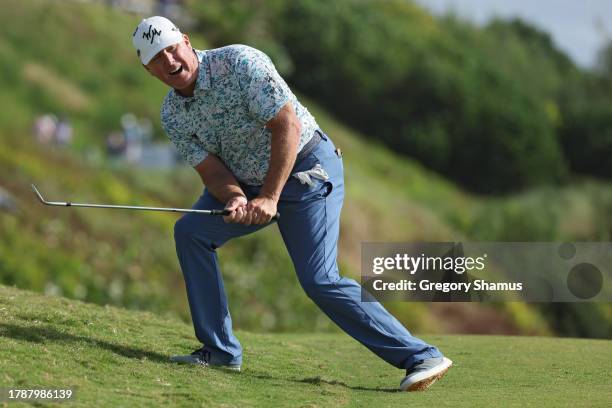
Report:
399,356,452,391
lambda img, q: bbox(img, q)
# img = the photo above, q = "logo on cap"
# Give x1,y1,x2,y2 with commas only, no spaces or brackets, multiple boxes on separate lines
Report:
142,24,162,44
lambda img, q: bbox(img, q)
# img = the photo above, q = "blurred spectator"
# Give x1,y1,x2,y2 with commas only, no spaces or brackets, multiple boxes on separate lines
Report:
0,186,17,213
32,114,57,144
32,114,74,146
106,131,127,158
140,117,153,143
55,116,73,146
121,113,143,163
108,113,178,168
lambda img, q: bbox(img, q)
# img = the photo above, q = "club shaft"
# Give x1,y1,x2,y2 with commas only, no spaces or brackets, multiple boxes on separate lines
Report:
32,184,279,219
42,201,226,215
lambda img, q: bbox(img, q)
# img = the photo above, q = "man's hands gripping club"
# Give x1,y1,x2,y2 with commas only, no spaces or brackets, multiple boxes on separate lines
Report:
195,156,279,225
223,195,278,225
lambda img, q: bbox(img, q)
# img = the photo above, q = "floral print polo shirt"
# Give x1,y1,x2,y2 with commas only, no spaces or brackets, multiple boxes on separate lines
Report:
160,45,319,185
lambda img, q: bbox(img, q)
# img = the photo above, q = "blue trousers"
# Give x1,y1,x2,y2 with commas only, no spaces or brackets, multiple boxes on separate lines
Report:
174,132,441,369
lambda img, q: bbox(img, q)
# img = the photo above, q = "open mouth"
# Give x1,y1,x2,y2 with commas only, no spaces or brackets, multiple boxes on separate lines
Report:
169,65,183,76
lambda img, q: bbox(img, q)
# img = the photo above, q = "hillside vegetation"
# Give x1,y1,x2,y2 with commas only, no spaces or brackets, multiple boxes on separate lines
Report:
0,0,611,338
187,0,612,193
1,285,611,407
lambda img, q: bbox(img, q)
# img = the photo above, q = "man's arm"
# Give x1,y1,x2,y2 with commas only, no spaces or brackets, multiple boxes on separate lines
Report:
246,102,301,225
194,154,249,223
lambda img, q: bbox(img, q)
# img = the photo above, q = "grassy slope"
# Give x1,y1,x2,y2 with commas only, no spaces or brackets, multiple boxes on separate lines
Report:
1,285,611,407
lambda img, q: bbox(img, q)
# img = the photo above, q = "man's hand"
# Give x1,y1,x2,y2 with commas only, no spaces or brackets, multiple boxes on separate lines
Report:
223,195,248,223
223,195,277,225
245,196,278,225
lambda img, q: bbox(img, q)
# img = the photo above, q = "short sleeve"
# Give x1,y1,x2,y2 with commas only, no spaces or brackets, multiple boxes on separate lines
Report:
161,106,208,167
233,46,292,124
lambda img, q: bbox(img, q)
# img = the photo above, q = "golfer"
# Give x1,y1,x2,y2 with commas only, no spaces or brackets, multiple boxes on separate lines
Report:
132,16,451,391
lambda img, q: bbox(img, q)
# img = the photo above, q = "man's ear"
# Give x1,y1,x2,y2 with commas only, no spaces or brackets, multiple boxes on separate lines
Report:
183,34,191,47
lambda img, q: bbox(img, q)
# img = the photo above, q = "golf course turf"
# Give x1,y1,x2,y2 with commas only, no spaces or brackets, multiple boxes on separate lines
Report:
0,285,610,407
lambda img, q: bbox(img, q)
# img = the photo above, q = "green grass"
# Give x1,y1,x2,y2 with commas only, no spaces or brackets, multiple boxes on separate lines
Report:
1,285,610,407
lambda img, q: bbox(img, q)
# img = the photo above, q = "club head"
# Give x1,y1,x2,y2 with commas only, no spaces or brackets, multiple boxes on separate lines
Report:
31,184,47,204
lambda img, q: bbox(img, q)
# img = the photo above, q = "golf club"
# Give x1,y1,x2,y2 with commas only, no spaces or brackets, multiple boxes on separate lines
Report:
31,184,279,220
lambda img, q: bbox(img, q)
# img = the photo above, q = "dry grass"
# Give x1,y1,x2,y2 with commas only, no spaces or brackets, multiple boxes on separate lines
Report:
22,62,92,112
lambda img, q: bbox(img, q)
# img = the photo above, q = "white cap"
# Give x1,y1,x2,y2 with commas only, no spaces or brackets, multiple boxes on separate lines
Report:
132,16,183,65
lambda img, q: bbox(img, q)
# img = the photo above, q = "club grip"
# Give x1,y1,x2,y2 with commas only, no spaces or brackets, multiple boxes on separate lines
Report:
218,209,280,221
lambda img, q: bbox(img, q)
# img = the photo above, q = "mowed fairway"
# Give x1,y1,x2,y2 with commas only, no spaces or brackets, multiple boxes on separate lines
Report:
0,285,610,407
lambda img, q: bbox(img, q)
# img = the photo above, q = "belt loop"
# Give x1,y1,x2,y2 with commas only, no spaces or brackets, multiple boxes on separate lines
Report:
316,129,328,141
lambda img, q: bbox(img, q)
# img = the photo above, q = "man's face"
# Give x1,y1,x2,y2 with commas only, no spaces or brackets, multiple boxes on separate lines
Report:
145,34,198,96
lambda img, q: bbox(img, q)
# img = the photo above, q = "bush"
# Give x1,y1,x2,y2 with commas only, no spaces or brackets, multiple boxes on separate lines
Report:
275,1,569,193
